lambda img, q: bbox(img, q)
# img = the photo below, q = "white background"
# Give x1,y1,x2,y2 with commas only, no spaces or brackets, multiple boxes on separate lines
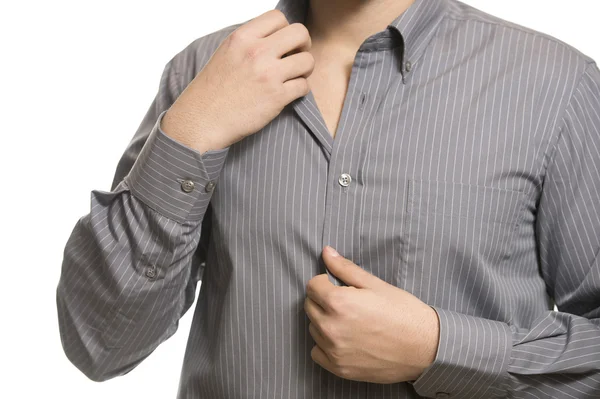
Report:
1,1,599,398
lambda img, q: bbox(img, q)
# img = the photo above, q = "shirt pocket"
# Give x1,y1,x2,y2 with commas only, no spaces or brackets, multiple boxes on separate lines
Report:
400,179,526,304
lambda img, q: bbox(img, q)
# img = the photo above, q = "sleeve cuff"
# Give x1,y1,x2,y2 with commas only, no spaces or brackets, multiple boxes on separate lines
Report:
411,307,512,399
124,110,229,223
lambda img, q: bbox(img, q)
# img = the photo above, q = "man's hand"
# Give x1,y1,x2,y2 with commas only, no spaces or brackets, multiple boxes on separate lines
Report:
304,246,440,384
161,9,315,154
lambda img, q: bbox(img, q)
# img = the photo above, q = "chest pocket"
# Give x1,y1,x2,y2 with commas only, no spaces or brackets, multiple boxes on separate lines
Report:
400,179,526,303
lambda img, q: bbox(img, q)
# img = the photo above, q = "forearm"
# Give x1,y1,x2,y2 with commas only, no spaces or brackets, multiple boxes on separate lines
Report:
56,112,229,381
56,182,203,381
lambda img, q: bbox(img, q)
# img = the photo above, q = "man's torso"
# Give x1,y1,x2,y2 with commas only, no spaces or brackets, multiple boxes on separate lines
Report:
169,0,592,397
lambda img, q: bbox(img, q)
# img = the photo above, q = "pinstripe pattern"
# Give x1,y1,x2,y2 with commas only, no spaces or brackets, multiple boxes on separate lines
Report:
56,0,600,397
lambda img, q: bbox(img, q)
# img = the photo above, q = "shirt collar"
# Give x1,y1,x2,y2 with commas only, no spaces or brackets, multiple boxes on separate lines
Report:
274,0,448,75
388,0,448,69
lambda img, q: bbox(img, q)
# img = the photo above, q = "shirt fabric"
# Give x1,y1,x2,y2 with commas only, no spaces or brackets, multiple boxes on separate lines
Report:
56,0,600,397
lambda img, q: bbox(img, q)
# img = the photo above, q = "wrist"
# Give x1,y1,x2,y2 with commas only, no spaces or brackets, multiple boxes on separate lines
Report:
415,305,440,377
161,106,224,154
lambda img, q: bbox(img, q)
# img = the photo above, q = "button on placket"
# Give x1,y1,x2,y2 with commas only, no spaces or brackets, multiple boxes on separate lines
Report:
205,181,216,192
320,41,384,399
145,264,157,280
338,173,352,187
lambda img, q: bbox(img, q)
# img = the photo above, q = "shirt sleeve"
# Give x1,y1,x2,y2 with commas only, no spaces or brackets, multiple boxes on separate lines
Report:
411,62,600,399
56,53,229,381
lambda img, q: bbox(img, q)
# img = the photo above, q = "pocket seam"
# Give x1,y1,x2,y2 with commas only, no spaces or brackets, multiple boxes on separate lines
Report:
408,179,525,225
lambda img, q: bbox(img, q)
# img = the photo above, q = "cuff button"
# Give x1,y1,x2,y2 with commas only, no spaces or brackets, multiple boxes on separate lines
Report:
145,266,157,280
181,179,195,193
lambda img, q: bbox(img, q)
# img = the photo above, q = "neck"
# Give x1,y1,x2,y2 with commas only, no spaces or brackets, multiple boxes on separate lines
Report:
305,0,415,51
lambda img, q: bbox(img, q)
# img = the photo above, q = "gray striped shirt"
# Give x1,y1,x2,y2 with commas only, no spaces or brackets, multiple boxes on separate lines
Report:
56,0,600,397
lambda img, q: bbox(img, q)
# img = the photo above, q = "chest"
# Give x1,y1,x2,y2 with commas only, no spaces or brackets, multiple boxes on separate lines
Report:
304,45,359,140
206,47,554,314
307,63,351,139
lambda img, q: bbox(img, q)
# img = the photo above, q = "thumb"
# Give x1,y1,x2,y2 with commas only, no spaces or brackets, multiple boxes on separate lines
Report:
322,246,378,289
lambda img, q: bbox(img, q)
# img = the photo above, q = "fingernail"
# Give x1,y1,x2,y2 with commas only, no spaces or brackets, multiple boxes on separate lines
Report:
326,246,339,257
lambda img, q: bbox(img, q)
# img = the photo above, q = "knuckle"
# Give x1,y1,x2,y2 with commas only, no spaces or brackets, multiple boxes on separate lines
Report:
334,295,349,313
299,78,310,95
271,9,289,25
323,289,337,308
304,297,311,313
245,44,264,61
229,28,248,45
328,347,344,362
333,291,356,316
252,62,276,87
305,53,316,69
306,279,315,295
309,322,320,339
326,290,345,312
270,79,286,97
336,365,352,379
320,322,337,341
291,22,310,39
257,68,271,84
310,345,319,361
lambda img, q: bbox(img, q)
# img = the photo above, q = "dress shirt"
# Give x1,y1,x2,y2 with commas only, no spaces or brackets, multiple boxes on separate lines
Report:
56,0,600,397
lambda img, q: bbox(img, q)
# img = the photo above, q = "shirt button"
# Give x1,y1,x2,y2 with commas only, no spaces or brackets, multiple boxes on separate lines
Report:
205,181,216,193
338,173,352,187
181,179,195,193
145,266,157,280
405,61,412,72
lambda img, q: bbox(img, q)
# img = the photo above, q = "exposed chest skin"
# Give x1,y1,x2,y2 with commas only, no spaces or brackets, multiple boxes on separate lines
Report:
306,46,355,139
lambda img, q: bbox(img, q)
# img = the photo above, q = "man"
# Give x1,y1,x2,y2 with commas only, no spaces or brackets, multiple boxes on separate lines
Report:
56,0,600,397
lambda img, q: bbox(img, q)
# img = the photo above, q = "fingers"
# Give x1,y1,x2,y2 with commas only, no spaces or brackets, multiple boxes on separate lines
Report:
304,296,326,323
279,51,315,81
311,344,332,371
242,9,290,39
309,322,331,352
265,22,312,59
306,274,334,311
321,247,377,289
282,77,311,104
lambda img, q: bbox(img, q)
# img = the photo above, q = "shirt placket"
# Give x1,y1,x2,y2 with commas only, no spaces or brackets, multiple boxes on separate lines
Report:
322,45,370,399
291,29,403,398
329,45,402,399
